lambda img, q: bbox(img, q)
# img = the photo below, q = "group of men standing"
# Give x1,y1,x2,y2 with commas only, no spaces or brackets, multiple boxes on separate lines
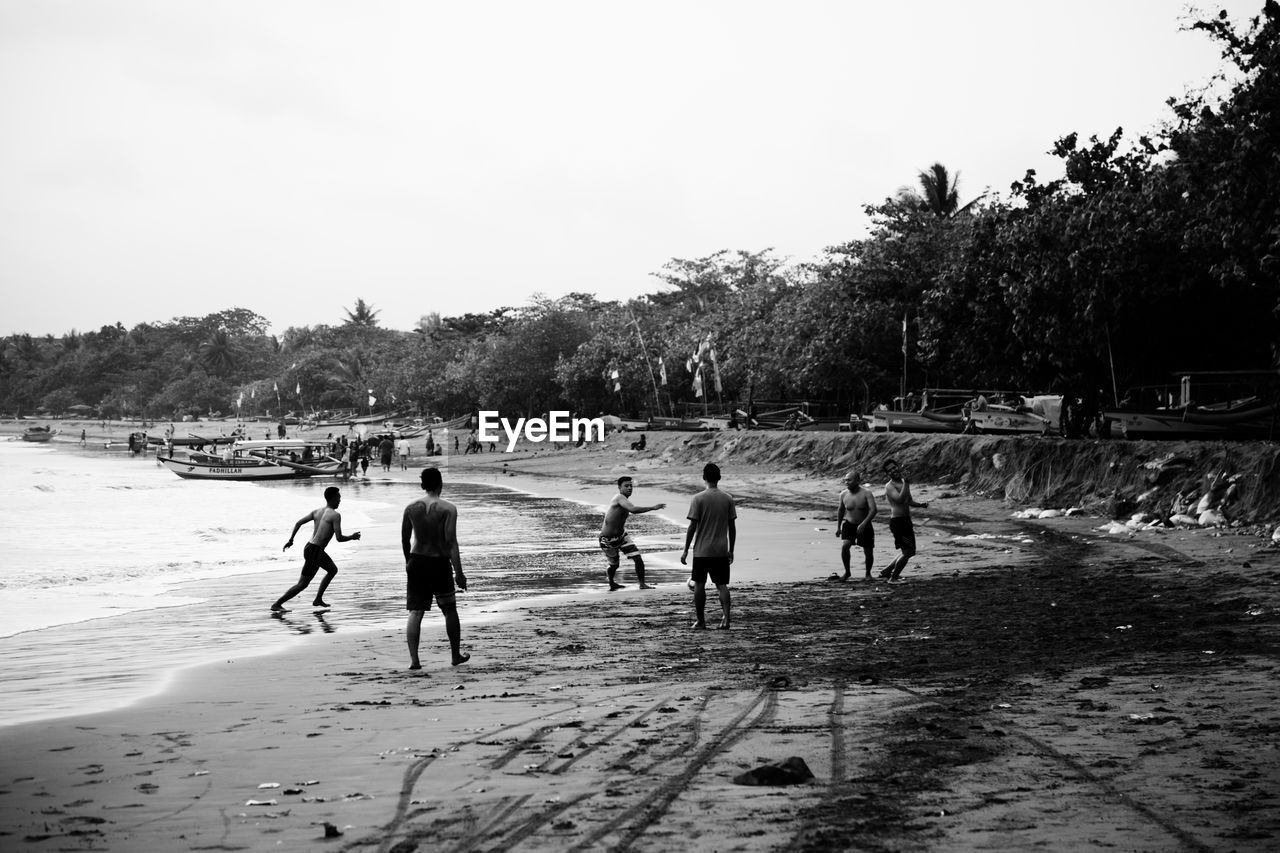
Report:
268,457,928,670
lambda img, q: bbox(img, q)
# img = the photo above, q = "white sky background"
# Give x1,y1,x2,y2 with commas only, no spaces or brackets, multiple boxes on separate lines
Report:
0,1,1264,337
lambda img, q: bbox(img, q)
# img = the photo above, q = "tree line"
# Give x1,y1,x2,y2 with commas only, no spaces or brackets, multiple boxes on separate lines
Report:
3,7,1276,423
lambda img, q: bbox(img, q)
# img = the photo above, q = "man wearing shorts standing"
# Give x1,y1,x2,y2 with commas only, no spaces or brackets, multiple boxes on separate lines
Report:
680,463,736,629
402,467,470,670
835,469,878,581
273,486,360,611
599,476,666,591
881,459,928,584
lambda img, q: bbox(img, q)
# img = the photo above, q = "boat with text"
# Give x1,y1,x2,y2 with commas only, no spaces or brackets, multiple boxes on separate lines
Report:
158,439,344,481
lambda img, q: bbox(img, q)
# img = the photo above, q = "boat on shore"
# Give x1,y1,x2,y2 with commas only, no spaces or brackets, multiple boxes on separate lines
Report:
1103,398,1278,441
158,439,344,481
21,425,56,442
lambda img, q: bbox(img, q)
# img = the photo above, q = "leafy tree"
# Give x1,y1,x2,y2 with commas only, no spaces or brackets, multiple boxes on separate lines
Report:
343,298,381,328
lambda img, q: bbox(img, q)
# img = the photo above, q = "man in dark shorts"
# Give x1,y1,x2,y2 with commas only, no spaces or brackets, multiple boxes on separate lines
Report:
680,463,737,629
599,476,666,590
835,469,878,581
882,459,928,584
273,486,361,611
402,467,470,670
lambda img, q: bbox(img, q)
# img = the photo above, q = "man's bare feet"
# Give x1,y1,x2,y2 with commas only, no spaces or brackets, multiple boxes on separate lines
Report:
639,583,655,589
609,582,626,591
452,652,471,666
409,662,422,670
691,621,707,630
716,620,731,630
313,599,329,608
270,604,286,612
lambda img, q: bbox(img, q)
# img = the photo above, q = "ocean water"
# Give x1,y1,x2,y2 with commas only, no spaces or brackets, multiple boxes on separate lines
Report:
0,441,685,726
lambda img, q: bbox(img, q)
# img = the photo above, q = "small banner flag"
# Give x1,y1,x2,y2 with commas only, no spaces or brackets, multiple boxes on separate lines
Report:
295,382,301,396
273,381,279,393
610,369,620,380
369,394,377,407
693,368,704,398
659,358,667,386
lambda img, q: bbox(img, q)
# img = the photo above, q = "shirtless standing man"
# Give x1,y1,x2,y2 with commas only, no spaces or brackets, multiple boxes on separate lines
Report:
599,476,666,590
273,486,361,611
402,467,470,670
835,469,878,581
881,459,928,584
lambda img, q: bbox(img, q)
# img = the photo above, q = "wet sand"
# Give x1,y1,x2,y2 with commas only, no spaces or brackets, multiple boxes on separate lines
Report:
1,425,1278,850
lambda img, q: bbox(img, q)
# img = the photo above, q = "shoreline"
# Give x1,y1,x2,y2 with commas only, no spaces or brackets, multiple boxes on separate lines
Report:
3,423,1279,850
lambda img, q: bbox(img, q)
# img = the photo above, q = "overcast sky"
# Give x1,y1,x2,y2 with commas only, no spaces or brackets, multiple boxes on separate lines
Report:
0,1,1262,337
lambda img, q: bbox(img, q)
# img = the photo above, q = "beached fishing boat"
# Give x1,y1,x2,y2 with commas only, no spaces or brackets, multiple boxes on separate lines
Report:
1102,371,1279,440
1103,399,1278,440
869,389,972,434
21,425,55,442
158,439,344,481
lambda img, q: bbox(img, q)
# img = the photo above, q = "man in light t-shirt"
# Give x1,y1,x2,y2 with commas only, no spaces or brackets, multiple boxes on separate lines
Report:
680,463,737,629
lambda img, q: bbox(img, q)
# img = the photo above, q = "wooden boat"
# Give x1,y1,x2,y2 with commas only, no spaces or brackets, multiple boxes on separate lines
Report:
158,439,344,481
21,425,55,442
1102,399,1278,441
966,404,1055,435
869,390,972,433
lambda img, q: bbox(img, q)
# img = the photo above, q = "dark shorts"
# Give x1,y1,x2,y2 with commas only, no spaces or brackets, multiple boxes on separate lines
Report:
889,517,916,551
691,556,731,586
599,532,640,568
841,521,874,548
406,554,456,611
300,543,338,578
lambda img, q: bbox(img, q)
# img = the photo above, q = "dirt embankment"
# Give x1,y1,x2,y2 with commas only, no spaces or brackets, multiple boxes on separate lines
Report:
625,429,1280,525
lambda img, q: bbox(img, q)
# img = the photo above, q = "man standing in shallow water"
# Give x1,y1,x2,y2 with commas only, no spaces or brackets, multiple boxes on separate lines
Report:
681,463,737,629
273,486,360,611
402,467,470,670
835,469,877,581
599,476,666,590
881,459,928,584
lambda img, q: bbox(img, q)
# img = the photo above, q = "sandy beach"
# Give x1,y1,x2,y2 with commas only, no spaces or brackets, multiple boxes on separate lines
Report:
2,423,1279,851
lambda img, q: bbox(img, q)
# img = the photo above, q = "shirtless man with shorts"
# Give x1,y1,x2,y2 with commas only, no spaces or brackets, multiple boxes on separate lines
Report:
273,486,360,611
599,476,666,590
835,469,878,581
402,467,470,670
881,459,928,584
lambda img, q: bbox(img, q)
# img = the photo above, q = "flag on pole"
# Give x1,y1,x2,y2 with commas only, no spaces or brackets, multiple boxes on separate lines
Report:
273,381,279,393
295,382,301,396
902,312,908,355
610,369,619,379
251,386,256,399
369,394,377,407
658,359,667,386
693,368,704,398
237,392,244,408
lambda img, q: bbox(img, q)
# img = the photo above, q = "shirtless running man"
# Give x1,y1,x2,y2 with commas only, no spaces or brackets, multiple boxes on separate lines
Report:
403,467,469,670
835,469,878,581
881,459,928,584
272,486,360,611
599,476,666,590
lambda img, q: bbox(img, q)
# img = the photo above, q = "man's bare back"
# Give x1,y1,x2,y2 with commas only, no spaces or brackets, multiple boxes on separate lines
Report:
404,496,457,559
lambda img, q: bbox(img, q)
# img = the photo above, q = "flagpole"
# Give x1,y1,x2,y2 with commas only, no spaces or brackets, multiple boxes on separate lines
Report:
626,306,665,417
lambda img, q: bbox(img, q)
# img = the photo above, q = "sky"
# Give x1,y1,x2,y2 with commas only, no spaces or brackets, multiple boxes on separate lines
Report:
0,1,1264,338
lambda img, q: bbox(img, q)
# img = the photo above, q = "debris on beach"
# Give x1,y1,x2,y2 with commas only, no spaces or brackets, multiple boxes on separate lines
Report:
732,756,815,786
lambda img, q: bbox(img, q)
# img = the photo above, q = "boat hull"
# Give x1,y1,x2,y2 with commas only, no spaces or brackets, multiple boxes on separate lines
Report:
870,412,964,433
968,409,1054,435
158,456,332,481
1103,406,1278,440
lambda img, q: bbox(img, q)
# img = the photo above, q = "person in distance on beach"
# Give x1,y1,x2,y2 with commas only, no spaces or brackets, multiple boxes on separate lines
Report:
403,467,470,670
834,469,877,581
273,486,361,611
881,459,927,584
599,476,666,591
680,463,737,629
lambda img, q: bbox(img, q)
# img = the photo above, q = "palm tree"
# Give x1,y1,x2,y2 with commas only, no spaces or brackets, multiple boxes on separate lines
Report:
198,329,240,377
328,352,369,409
897,163,983,217
344,299,380,327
